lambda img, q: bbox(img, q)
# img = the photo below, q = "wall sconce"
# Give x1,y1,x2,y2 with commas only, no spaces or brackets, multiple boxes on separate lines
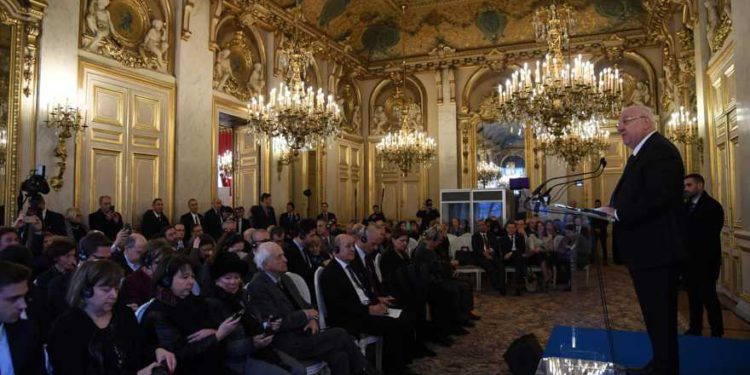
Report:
272,137,299,177
666,106,703,165
45,100,87,190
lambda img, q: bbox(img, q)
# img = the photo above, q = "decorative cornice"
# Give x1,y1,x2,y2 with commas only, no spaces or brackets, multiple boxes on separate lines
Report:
644,0,680,39
0,0,46,21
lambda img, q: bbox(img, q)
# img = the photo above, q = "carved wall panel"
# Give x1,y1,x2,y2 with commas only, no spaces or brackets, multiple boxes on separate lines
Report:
212,13,266,102
76,62,174,226
336,76,362,135
334,138,363,223
368,76,426,136
79,0,174,73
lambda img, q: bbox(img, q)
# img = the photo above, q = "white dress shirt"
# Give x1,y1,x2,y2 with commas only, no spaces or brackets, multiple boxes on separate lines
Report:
334,257,370,305
0,323,15,375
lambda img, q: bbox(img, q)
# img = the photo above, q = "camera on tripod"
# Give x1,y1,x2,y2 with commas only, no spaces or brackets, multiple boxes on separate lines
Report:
17,166,50,215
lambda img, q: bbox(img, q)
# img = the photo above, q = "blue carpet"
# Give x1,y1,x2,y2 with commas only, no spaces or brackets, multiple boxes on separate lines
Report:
544,326,750,375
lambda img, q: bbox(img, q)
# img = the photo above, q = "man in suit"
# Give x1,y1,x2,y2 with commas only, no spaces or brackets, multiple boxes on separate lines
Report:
591,199,610,265
179,198,204,238
471,219,505,294
247,242,371,375
683,173,724,337
365,205,386,225
88,195,124,240
316,218,334,254
498,221,527,296
416,199,440,232
251,193,277,229
204,198,232,240
598,105,686,375
279,202,301,235
29,197,66,236
320,234,416,375
283,219,317,296
111,233,147,275
233,206,251,235
140,198,170,239
316,202,337,227
0,261,44,375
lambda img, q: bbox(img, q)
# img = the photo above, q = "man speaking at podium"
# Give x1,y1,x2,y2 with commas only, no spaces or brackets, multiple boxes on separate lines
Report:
597,105,686,375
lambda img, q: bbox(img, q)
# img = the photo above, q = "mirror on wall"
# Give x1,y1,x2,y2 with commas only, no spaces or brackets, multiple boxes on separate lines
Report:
0,23,12,225
476,119,526,189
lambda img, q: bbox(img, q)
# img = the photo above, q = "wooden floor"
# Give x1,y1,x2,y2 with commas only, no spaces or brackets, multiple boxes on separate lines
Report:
677,290,750,340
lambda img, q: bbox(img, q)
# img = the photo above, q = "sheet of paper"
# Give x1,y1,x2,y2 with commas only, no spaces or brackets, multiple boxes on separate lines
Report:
385,308,402,319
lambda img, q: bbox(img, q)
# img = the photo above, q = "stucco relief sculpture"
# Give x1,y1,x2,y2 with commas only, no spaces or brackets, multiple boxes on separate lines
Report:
247,62,266,95
704,0,720,51
372,105,387,134
351,105,361,133
628,81,651,107
140,19,169,71
336,83,359,133
213,49,232,90
83,0,115,52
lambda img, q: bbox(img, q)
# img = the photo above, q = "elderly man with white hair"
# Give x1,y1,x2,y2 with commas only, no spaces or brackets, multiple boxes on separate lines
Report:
597,105,686,375
247,242,374,375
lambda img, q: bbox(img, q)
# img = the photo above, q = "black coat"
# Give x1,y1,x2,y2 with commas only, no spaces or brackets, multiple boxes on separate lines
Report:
685,192,724,268
498,234,526,257
279,212,300,233
250,205,277,229
316,212,337,225
48,306,153,375
140,210,170,239
319,259,372,334
610,133,687,270
142,293,223,375
5,318,44,375
471,231,498,258
179,212,204,238
204,207,232,241
88,209,124,241
282,241,314,295
42,209,67,236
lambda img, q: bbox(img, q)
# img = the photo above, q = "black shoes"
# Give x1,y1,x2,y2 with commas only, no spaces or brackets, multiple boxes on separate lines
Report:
468,312,481,321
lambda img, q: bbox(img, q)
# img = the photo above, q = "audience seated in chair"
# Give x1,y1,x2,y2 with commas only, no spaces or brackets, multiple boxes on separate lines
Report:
499,221,526,296
470,219,506,294
121,239,174,308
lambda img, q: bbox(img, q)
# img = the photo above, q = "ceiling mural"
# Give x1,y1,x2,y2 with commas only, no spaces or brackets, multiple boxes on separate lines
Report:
268,0,645,61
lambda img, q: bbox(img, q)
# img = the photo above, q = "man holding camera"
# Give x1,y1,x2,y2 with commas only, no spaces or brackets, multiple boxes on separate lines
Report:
88,195,124,241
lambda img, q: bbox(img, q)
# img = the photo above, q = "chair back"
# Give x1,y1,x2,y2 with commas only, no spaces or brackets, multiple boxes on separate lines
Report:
314,267,327,329
446,233,459,258
457,233,473,252
408,238,419,258
285,271,311,305
135,298,155,323
374,253,383,283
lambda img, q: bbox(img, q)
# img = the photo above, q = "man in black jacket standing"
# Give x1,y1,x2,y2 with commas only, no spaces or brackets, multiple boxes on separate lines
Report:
179,198,204,238
141,198,170,239
251,193,277,229
598,105,686,375
683,173,724,337
88,195,124,240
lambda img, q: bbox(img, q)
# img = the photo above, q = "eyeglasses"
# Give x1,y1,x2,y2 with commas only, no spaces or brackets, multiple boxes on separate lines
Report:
617,116,647,128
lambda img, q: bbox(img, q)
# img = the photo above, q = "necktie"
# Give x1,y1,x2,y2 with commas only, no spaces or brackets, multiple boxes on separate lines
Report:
347,264,375,301
481,233,488,251
193,214,199,225
511,235,516,251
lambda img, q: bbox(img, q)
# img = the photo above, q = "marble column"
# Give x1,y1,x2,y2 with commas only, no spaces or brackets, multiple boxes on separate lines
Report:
437,68,458,190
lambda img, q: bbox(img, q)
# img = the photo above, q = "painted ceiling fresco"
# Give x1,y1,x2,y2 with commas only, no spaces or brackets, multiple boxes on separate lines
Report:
270,0,645,61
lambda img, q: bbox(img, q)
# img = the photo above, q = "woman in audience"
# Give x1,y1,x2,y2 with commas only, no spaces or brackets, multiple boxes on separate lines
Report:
48,260,176,375
526,221,551,287
206,252,305,375
142,254,240,375
34,237,77,289
306,234,330,269
380,228,412,293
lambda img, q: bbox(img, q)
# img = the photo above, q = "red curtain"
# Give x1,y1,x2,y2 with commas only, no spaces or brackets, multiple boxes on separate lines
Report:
218,128,233,155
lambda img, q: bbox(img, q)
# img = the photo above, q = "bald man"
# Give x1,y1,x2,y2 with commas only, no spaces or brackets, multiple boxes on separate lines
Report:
598,105,686,375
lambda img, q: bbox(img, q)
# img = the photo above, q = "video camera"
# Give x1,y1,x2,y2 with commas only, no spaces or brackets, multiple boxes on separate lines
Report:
17,166,50,214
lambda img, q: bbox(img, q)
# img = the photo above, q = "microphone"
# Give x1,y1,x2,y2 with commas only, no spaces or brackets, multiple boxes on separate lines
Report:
543,159,607,201
531,158,606,197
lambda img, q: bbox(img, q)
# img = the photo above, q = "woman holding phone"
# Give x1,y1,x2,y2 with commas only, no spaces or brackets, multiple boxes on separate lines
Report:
48,260,176,375
206,252,305,375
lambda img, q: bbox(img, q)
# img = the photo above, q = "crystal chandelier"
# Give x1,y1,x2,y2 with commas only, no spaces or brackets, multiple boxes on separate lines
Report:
667,106,703,163
376,5,437,175
218,150,233,174
535,116,609,170
246,2,339,154
477,159,501,188
496,3,621,168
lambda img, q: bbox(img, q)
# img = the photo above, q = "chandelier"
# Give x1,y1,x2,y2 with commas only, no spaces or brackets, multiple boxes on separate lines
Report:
535,116,609,170
496,3,621,167
477,159,501,188
246,2,339,154
376,5,437,175
667,106,703,164
218,150,233,174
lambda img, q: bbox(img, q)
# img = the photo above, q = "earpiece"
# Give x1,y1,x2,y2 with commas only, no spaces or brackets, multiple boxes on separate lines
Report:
81,286,94,299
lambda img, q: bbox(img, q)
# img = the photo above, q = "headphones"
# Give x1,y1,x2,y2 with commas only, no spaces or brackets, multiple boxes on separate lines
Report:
359,227,368,244
158,255,179,288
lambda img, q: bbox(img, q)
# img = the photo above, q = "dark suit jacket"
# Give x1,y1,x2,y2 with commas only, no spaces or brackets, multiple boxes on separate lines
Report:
316,212,337,225
279,212,301,232
235,218,251,235
319,259,372,334
471,231,498,258
140,210,170,239
685,192,724,269
42,209,67,236
179,212,204,238
5,318,44,375
246,272,313,345
610,132,687,270
88,209,124,240
250,205,277,229
203,207,230,240
498,234,526,258
283,241,314,292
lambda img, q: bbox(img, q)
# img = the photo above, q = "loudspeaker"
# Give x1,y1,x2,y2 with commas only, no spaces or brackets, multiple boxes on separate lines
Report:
503,333,543,375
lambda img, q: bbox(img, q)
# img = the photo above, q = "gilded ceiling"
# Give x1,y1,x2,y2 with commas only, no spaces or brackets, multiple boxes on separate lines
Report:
269,0,645,61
